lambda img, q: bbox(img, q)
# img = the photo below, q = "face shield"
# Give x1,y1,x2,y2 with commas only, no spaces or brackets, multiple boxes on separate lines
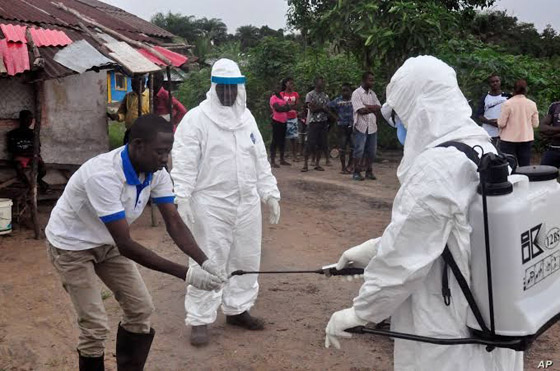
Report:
211,75,246,107
381,103,407,146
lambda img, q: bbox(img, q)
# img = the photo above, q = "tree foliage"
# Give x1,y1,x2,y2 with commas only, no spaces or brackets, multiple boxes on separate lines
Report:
468,11,560,58
151,12,228,45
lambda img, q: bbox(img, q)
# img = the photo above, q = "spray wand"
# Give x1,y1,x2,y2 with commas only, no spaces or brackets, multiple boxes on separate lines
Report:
230,264,364,277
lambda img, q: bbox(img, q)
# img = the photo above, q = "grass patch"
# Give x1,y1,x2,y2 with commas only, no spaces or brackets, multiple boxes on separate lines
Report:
109,121,125,150
101,290,113,300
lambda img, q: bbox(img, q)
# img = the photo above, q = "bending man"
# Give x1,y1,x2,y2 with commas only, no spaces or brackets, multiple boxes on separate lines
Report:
325,56,522,370
172,59,281,347
46,115,226,371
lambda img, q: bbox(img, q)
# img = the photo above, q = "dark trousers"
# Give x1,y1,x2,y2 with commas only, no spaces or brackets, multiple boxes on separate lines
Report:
541,148,560,168
270,120,287,161
338,125,353,156
499,140,532,167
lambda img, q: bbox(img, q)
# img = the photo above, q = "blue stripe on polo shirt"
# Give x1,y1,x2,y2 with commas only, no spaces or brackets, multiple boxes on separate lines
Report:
152,196,175,205
100,210,126,223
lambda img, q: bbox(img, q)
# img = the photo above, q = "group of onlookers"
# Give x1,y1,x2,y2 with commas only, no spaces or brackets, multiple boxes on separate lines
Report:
477,74,560,168
269,72,382,181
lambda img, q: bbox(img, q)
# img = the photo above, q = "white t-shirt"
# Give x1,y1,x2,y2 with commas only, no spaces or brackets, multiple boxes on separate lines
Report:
481,93,509,138
46,146,175,250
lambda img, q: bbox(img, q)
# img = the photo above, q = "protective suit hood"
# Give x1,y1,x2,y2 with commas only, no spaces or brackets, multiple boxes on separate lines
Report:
200,58,251,131
386,56,490,181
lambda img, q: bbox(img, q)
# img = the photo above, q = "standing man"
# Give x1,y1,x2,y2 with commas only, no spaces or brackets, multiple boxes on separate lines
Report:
172,59,281,347
7,110,49,192
152,72,188,130
328,84,354,174
477,74,511,146
108,76,150,145
325,56,522,371
46,115,226,370
302,77,331,172
351,72,381,181
540,100,560,168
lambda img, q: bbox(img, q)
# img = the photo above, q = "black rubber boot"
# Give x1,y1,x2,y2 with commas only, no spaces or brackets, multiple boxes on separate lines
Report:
78,352,104,371
116,323,155,371
226,311,265,330
190,325,209,347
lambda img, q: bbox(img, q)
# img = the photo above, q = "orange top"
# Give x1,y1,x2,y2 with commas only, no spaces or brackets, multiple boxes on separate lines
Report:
498,95,539,142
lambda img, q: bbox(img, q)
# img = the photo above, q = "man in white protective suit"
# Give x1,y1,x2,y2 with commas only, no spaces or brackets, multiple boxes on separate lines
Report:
324,56,523,370
171,58,281,346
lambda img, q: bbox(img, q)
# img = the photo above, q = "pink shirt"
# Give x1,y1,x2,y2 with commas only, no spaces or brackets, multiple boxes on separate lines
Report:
270,94,288,123
280,91,299,119
498,95,539,142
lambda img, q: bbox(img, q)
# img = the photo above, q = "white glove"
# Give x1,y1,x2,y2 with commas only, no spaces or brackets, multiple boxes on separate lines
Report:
201,260,228,283
266,198,280,225
186,265,223,291
325,307,367,349
336,238,380,270
177,197,195,225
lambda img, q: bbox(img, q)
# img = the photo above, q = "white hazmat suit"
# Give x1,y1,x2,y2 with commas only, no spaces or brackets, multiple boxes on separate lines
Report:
325,56,523,370
172,59,280,326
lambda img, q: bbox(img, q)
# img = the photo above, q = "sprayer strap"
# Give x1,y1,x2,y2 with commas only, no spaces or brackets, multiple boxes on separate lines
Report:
437,141,480,165
442,246,491,334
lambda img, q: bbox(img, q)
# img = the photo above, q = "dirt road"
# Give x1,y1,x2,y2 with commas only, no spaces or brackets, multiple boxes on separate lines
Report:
0,156,558,370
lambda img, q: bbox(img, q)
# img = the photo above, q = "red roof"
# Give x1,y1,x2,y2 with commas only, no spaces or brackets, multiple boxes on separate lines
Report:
0,23,27,43
137,46,188,68
29,27,72,47
0,38,30,75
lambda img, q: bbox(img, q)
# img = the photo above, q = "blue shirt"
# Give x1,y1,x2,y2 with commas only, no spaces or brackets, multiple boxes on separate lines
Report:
328,96,353,127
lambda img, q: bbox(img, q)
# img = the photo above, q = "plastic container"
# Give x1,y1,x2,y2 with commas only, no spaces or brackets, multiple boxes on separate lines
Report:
0,198,13,235
468,166,560,336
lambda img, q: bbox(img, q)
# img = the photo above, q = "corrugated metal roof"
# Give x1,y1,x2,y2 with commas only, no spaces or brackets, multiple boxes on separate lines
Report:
54,39,113,73
0,38,30,75
0,0,175,42
137,47,188,68
153,46,188,67
106,41,161,74
0,24,27,43
39,45,76,79
29,27,72,47
73,0,175,38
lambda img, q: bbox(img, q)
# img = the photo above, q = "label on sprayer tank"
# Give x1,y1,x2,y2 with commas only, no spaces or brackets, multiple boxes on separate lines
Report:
523,223,560,291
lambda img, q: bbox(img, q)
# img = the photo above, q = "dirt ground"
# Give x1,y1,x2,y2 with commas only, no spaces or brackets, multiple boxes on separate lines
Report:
0,152,559,370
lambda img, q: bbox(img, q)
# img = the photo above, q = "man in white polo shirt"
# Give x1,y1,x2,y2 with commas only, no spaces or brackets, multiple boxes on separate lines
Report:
476,74,511,145
46,114,226,371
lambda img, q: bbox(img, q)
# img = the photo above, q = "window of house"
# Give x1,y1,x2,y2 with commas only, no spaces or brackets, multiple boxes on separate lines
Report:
115,73,127,91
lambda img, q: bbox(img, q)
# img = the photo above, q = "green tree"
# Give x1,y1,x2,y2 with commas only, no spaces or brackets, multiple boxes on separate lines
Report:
235,25,261,51
195,17,229,45
151,12,201,43
289,0,459,72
